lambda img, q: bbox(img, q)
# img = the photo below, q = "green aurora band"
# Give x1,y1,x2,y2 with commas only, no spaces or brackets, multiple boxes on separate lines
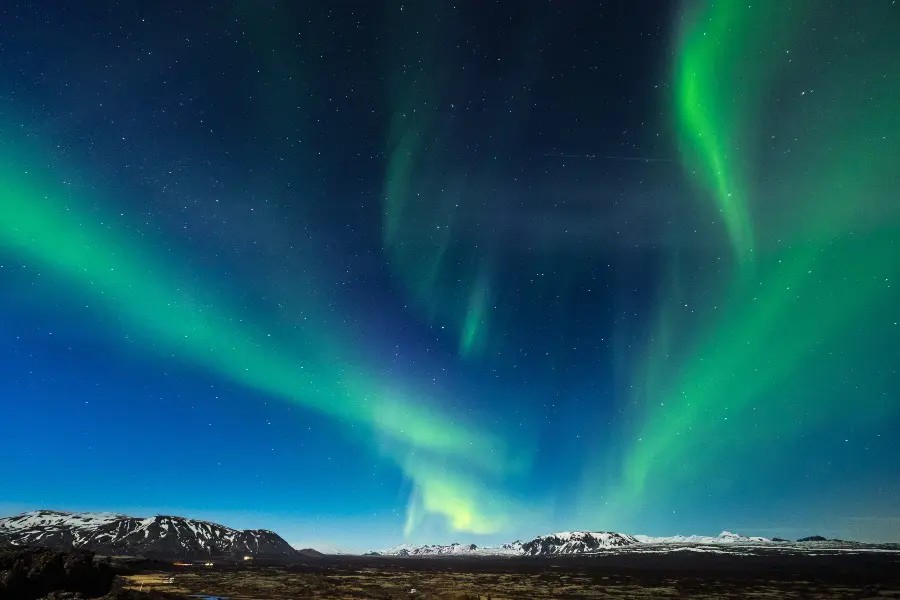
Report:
599,0,900,520
0,139,515,536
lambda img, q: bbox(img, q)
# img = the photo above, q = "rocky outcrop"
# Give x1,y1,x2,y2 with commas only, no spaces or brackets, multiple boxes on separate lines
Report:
0,547,114,600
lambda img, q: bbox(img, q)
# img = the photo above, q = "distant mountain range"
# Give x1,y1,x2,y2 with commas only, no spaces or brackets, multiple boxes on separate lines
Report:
2,511,879,560
383,530,863,557
0,510,319,561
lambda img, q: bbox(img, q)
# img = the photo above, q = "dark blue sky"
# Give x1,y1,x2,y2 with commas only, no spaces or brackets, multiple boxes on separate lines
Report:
1,1,898,550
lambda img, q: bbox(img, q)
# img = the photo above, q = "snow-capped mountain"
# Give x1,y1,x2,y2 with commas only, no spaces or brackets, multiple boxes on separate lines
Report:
391,543,476,556
0,510,302,560
521,531,639,555
382,530,779,557
634,531,770,544
386,541,524,556
383,532,641,557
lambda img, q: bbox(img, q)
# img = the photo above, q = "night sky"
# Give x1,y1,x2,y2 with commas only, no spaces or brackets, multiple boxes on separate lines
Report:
1,1,898,551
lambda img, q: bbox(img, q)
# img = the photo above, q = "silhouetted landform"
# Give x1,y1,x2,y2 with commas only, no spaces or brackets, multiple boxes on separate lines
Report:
0,511,305,562
0,547,114,599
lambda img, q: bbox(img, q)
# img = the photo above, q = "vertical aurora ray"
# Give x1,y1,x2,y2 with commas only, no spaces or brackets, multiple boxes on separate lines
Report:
381,2,489,360
602,1,900,521
673,1,798,261
380,3,543,365
0,139,516,536
458,262,492,358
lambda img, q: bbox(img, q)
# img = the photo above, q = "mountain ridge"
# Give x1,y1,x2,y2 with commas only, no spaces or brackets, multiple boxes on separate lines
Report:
0,510,308,561
379,530,869,556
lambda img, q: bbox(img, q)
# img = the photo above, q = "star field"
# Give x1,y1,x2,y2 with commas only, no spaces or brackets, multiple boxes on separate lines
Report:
0,1,898,549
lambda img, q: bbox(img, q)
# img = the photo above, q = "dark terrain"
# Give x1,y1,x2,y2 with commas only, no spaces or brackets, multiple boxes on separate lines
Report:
239,552,900,598
0,547,155,600
6,546,896,599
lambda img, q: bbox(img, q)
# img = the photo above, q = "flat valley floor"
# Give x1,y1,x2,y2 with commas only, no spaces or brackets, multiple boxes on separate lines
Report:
120,551,900,599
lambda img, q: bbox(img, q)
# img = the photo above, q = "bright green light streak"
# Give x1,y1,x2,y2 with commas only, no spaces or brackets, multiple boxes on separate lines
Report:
603,0,900,519
0,155,511,534
610,234,899,511
674,1,793,261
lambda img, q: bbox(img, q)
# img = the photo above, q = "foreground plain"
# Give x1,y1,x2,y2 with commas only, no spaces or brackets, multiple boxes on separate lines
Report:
118,551,900,599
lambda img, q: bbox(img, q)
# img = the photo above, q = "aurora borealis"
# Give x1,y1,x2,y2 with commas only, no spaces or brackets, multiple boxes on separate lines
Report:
1,1,898,549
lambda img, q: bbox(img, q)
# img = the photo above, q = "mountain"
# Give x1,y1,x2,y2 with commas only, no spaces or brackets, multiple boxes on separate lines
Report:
634,530,771,544
521,532,639,555
384,532,640,557
386,542,522,556
389,543,477,556
0,510,305,561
